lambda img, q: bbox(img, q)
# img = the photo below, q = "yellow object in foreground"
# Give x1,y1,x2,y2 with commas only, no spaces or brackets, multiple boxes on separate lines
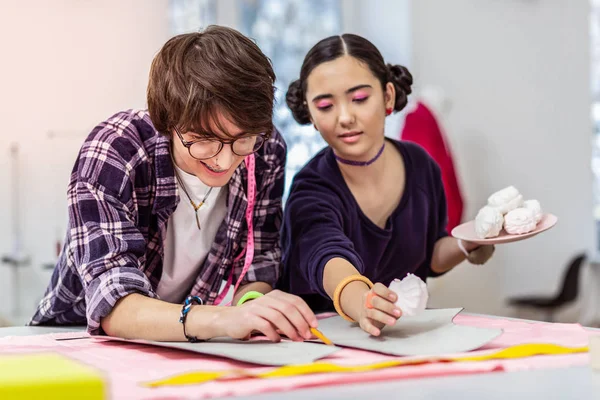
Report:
145,342,588,388
0,353,106,400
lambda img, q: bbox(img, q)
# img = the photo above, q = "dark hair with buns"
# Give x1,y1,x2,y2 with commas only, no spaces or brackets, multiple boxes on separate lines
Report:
286,34,412,125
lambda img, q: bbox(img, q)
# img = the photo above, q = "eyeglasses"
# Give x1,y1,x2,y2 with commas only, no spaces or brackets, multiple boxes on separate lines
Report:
175,128,268,160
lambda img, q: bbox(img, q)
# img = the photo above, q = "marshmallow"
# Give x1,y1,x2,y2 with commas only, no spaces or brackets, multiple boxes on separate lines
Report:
523,199,543,224
475,205,504,239
389,274,428,317
487,186,524,215
504,208,537,235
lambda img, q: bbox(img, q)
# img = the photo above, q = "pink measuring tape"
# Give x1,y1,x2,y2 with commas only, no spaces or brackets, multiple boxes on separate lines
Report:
213,154,256,306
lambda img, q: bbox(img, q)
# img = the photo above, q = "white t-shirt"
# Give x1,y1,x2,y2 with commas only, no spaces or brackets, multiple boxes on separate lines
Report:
156,165,228,303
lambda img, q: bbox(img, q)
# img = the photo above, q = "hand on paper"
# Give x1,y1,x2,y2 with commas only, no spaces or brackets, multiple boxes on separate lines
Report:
216,290,318,342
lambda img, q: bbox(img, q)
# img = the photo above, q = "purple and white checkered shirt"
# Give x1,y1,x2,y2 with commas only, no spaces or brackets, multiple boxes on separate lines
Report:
30,110,286,334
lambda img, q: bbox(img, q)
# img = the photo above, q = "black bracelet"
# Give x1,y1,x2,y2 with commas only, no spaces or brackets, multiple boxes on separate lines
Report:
179,295,203,342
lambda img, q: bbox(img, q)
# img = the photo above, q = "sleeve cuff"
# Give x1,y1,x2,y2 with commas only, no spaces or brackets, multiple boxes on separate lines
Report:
85,266,157,335
312,251,365,298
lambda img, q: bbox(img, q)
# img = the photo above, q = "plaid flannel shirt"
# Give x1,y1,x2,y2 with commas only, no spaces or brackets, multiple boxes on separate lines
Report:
30,110,286,334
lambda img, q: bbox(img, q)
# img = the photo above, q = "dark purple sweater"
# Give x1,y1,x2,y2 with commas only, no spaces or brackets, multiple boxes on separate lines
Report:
278,139,448,313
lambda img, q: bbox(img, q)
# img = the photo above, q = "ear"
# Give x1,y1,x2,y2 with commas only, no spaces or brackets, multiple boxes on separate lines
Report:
384,82,396,111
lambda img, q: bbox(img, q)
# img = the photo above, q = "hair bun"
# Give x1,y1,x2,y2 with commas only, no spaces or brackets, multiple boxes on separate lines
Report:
286,79,311,125
387,64,413,112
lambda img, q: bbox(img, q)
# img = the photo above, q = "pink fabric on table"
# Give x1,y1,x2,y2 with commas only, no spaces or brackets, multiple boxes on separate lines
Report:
454,314,592,348
0,314,596,399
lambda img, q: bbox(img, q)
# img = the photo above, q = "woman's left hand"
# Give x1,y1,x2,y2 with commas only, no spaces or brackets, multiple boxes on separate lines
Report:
463,242,495,265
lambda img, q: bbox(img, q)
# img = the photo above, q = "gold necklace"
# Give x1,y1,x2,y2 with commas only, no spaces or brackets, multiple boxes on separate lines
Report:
172,159,214,230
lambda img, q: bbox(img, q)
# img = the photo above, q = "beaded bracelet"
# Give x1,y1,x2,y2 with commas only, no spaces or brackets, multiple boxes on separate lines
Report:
179,295,203,342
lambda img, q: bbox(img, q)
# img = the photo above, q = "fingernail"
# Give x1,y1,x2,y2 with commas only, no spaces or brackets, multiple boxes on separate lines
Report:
373,329,380,336
388,318,395,325
305,331,312,339
311,320,318,328
393,309,401,317
389,294,396,301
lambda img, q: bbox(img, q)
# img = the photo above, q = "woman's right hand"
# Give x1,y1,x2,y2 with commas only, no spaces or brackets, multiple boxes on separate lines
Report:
358,283,403,336
215,290,318,342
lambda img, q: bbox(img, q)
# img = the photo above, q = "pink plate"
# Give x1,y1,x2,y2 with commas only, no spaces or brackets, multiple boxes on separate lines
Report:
451,213,557,245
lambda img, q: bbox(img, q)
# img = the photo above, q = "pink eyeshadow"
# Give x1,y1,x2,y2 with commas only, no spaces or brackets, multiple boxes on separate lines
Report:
316,100,332,108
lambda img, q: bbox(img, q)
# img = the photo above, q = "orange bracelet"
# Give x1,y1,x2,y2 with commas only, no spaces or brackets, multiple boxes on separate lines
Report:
333,274,374,322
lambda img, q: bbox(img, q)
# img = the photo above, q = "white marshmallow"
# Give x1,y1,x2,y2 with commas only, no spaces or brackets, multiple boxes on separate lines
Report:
523,199,543,224
504,208,537,235
389,274,428,317
487,186,524,214
475,206,504,239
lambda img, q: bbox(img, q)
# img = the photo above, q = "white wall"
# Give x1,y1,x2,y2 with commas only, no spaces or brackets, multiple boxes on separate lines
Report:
342,0,411,67
411,0,595,318
0,0,170,323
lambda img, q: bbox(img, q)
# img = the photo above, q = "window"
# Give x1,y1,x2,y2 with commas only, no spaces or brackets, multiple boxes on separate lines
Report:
239,0,342,196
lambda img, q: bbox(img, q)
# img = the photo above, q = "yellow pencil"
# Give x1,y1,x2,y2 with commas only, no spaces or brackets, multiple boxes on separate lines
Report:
310,328,334,346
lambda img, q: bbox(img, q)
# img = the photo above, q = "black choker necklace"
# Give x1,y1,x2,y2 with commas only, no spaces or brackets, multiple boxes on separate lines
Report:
334,143,385,166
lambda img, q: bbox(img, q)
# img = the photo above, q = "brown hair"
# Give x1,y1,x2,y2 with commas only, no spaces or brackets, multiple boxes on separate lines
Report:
287,34,412,125
148,25,276,138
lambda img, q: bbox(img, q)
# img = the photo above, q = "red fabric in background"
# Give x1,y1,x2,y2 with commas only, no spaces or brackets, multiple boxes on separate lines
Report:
401,102,464,231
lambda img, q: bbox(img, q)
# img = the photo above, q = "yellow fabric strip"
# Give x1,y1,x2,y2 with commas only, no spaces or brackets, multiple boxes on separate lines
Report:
144,343,588,388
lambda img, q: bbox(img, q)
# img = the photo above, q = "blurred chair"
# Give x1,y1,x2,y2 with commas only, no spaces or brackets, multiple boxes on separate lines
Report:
507,253,587,322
